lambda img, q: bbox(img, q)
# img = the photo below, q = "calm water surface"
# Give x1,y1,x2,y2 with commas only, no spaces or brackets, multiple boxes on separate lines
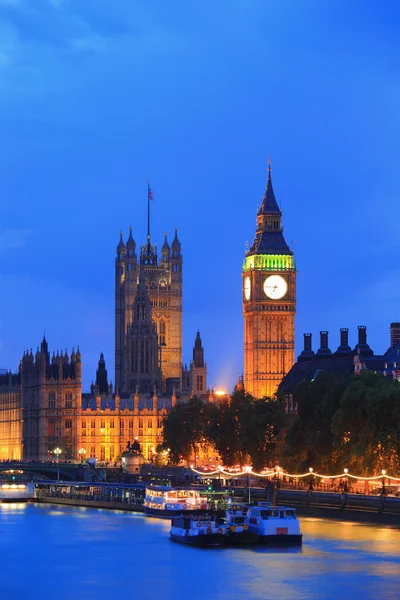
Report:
0,503,399,600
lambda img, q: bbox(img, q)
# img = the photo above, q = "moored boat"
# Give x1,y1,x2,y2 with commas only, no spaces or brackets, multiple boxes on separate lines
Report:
247,504,302,545
170,513,225,547
144,485,208,518
222,504,259,545
0,482,35,503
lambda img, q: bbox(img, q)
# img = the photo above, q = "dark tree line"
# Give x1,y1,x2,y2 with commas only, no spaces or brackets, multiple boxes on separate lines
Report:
283,371,400,474
162,389,286,469
162,372,400,475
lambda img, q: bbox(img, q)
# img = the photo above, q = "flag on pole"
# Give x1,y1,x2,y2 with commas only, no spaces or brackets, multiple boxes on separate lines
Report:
148,181,153,201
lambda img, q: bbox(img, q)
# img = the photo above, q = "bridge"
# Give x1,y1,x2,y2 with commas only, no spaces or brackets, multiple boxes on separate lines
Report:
0,461,92,481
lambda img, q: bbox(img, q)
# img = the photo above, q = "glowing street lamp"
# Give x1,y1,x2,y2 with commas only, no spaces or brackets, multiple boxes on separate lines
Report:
275,465,281,490
78,448,87,463
343,468,349,493
308,467,314,491
245,466,252,503
53,447,62,482
381,469,387,495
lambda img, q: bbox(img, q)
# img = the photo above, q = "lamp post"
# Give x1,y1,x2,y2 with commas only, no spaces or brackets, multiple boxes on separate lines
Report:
308,467,313,491
245,466,252,503
78,448,87,464
343,468,348,493
54,447,62,481
275,465,281,490
381,469,386,495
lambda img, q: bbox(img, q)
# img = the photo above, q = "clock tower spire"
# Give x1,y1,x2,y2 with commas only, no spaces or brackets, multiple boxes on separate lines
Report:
242,160,296,398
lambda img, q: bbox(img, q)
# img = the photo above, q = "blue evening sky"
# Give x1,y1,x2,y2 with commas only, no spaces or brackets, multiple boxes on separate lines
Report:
0,0,399,391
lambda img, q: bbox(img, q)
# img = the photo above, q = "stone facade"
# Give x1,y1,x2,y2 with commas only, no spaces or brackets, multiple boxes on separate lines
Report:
0,333,209,462
0,372,22,460
115,225,183,394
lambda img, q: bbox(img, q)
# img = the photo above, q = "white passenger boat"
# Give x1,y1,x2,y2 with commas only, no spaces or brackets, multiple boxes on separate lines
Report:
222,504,259,545
144,485,208,518
0,482,35,502
170,513,225,547
247,504,302,545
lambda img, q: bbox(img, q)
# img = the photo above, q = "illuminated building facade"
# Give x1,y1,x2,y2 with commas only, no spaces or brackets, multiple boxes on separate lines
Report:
115,209,183,394
0,372,22,460
243,162,296,398
0,332,209,462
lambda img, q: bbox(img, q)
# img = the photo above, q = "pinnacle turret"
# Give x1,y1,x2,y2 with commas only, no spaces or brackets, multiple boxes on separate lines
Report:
162,232,170,252
126,226,136,251
117,231,126,253
172,228,181,251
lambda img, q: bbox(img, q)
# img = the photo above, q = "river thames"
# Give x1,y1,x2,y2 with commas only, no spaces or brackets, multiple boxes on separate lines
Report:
1,503,399,600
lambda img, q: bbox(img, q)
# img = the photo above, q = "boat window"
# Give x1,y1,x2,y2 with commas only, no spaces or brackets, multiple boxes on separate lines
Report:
233,517,245,524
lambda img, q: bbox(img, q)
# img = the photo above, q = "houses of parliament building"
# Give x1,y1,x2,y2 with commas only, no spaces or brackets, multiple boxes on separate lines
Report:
0,205,209,462
0,168,298,462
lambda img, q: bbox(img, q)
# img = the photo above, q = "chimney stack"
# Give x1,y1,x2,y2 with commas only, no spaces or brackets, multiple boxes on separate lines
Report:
355,325,373,356
390,322,400,347
317,331,332,356
340,328,349,347
320,331,328,349
304,333,312,352
298,333,314,361
358,326,367,346
335,328,351,355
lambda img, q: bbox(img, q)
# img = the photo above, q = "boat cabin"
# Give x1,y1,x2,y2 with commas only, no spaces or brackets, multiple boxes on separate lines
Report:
248,506,297,523
172,513,217,529
144,486,206,511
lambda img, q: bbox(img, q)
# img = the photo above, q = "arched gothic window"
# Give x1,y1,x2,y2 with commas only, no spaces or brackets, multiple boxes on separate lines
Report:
48,391,56,409
65,391,73,409
159,320,166,345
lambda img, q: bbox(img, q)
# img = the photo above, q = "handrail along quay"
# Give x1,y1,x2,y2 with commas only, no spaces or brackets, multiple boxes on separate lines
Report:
35,481,146,511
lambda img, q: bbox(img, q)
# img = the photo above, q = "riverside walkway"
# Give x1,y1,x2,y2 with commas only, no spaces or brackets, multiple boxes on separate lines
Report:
31,481,400,524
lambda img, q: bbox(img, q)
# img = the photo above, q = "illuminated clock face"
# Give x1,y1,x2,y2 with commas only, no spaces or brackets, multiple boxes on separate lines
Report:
244,276,251,300
263,275,288,300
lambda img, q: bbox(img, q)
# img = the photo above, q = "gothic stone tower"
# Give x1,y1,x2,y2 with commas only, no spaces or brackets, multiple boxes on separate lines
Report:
115,185,183,393
125,271,162,393
190,331,207,395
242,162,296,398
20,337,82,460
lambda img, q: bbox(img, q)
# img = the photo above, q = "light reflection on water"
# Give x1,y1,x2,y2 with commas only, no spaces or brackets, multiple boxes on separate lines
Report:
0,504,399,600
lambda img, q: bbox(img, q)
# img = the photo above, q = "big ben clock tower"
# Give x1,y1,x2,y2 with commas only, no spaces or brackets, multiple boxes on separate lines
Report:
243,161,296,398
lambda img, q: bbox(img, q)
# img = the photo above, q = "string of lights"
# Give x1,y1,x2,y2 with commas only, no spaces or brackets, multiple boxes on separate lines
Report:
190,465,400,482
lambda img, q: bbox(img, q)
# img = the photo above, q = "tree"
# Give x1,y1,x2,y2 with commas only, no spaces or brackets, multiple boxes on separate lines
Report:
241,398,286,471
207,389,286,470
206,389,252,467
282,372,347,472
162,397,216,464
331,372,400,474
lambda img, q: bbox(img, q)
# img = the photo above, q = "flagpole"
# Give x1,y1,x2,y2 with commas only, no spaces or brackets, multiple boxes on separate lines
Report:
147,180,151,239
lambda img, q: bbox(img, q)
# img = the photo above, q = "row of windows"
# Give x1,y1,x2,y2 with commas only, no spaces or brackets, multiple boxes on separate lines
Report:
151,299,169,307
48,391,74,409
81,419,163,429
